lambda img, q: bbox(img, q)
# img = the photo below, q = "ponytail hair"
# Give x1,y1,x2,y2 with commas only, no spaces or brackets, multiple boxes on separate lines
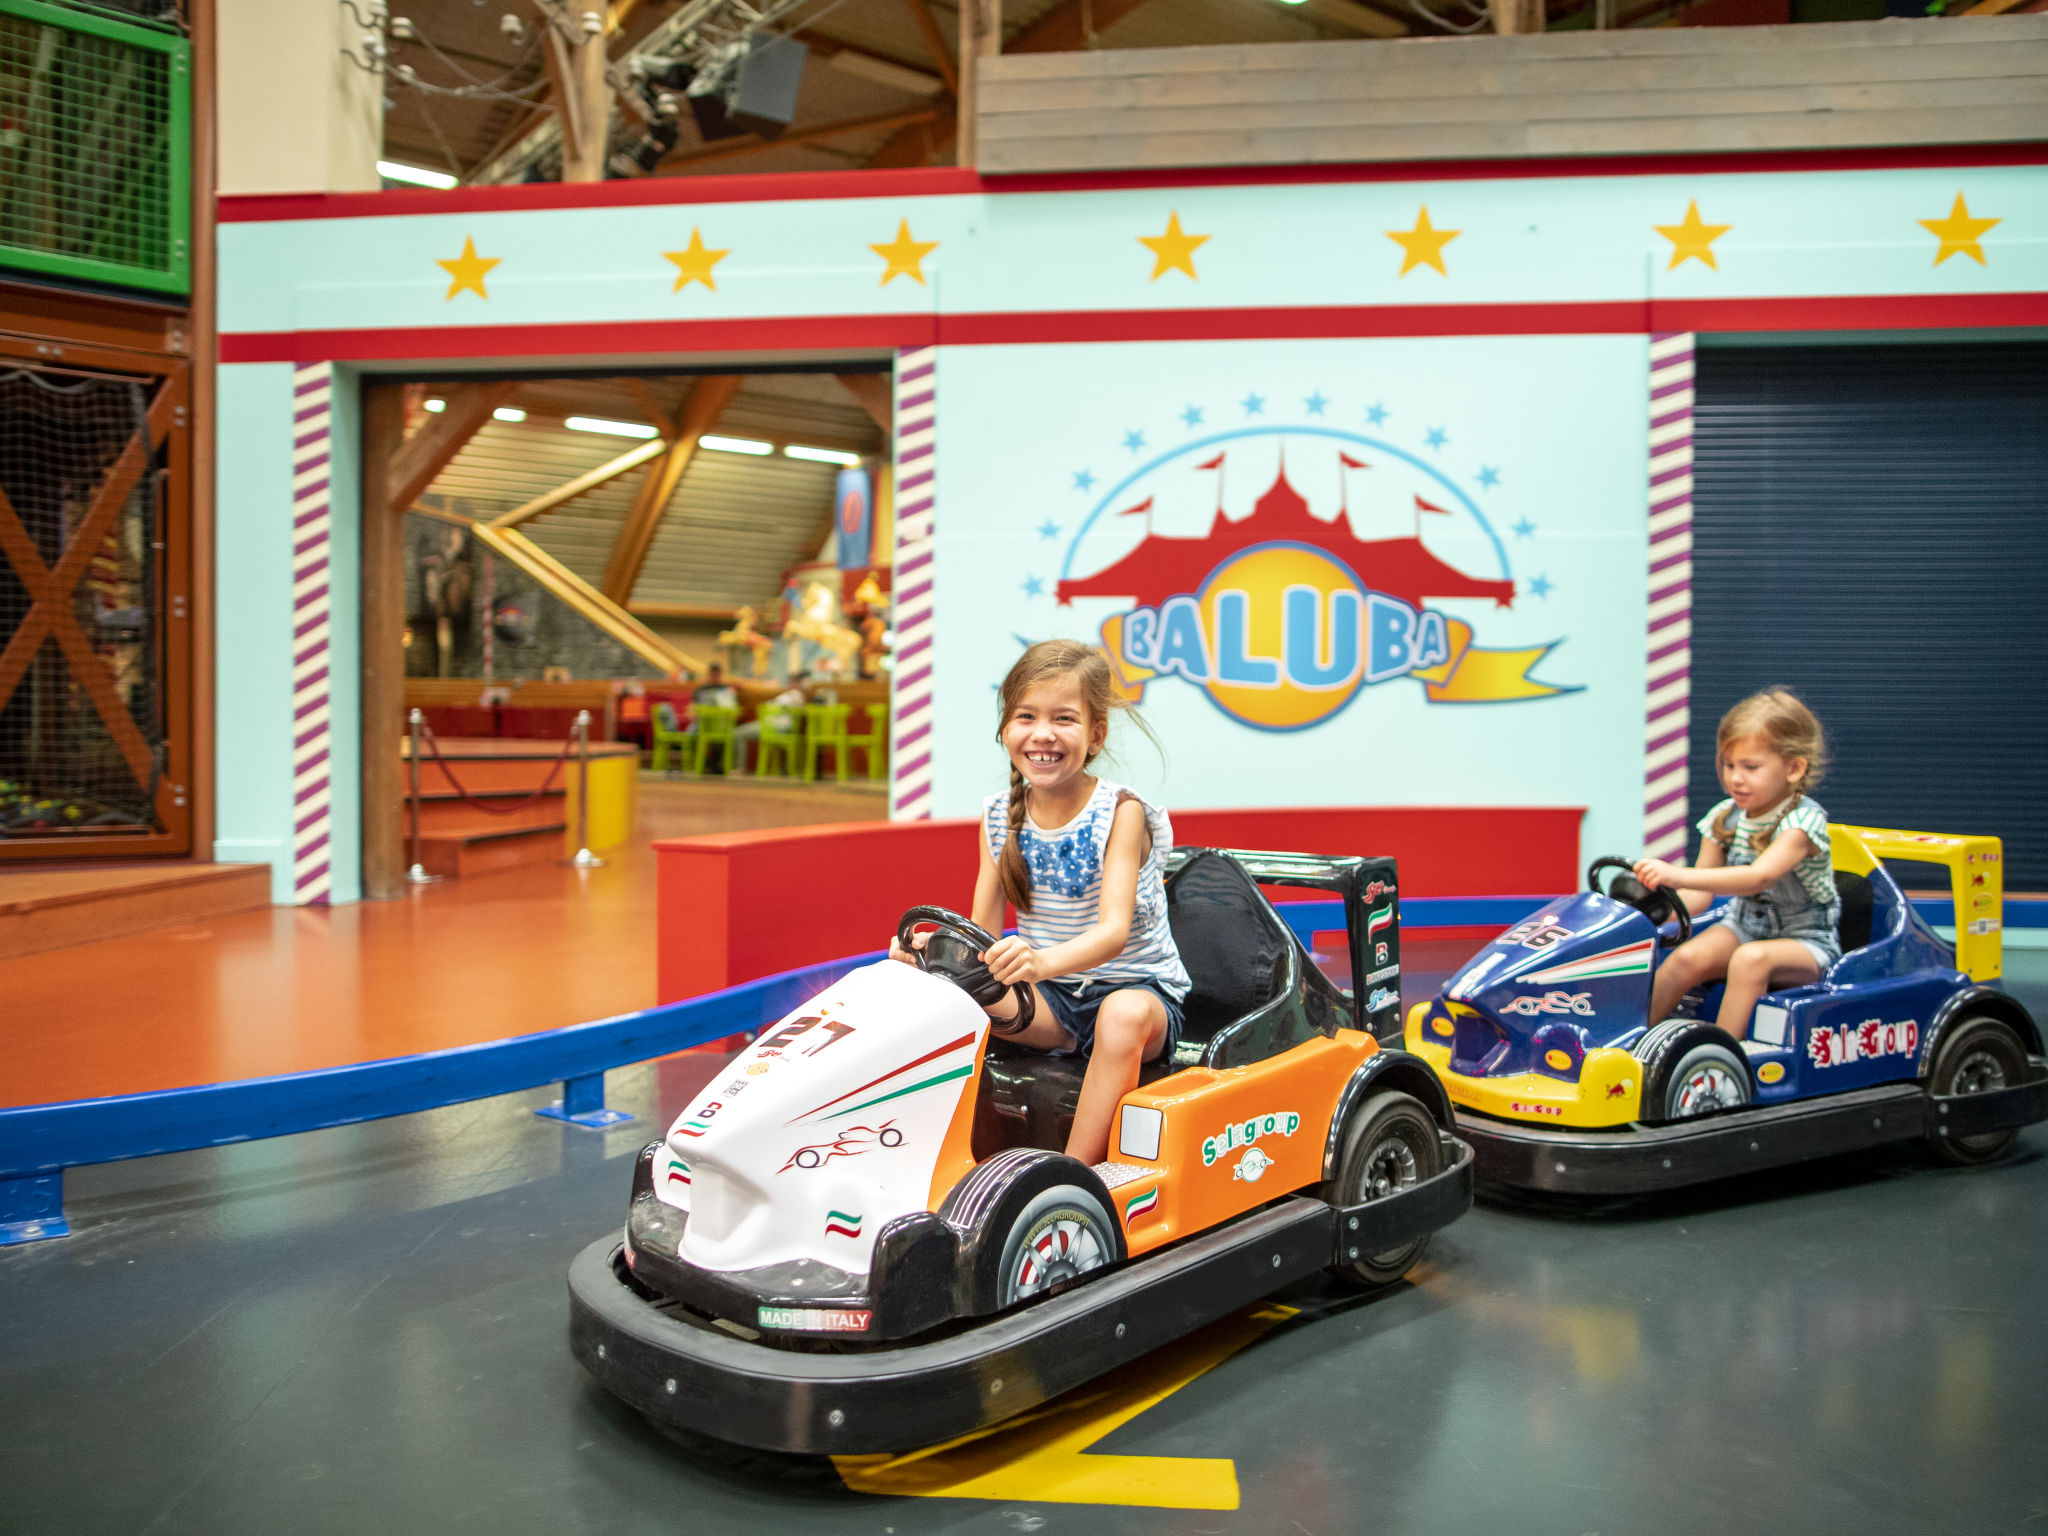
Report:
994,638,1157,913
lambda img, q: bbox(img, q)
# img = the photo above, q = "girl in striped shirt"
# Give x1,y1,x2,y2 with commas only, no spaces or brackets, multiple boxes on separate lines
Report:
892,639,1189,1167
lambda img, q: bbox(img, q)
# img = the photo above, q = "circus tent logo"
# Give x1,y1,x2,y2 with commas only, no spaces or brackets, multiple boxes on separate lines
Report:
1055,426,1577,732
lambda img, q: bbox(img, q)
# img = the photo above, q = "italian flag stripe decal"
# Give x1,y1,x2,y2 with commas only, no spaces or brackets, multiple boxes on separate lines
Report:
825,1210,862,1238
1124,1187,1158,1223
788,1031,979,1125
1525,938,1655,984
812,1063,975,1122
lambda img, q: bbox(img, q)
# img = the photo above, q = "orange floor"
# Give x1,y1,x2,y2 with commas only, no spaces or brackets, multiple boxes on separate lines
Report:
0,777,886,1110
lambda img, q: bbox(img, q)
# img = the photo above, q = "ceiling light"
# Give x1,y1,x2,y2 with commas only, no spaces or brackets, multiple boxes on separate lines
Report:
423,397,446,412
493,406,527,422
700,434,773,456
783,444,861,466
566,416,659,439
378,160,459,189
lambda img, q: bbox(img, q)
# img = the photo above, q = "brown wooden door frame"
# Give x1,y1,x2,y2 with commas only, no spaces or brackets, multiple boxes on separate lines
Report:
0,328,194,861
360,381,409,898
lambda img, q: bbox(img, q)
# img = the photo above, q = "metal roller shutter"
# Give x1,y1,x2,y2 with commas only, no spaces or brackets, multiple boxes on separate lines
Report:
1689,342,2048,890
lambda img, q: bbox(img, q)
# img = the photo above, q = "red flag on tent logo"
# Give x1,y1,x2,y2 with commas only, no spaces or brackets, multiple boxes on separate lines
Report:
1118,496,1155,517
1339,452,1370,469
1194,454,1225,470
1415,494,1454,516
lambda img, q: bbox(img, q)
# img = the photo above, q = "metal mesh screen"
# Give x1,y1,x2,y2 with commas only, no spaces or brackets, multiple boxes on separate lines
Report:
0,363,167,839
0,0,187,292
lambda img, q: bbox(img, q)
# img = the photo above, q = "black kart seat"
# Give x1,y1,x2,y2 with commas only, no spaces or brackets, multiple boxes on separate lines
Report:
1165,848,1293,1050
1834,870,1873,955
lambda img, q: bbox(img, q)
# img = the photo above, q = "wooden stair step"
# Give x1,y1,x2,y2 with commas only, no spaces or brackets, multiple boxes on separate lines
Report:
415,823,568,878
0,863,272,960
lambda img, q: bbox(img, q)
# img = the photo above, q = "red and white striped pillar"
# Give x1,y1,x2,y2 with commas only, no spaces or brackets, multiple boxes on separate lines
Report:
1643,332,1695,862
890,346,938,821
291,362,335,904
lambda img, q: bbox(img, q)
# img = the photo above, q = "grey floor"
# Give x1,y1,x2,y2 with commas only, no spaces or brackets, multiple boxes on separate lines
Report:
6,958,2048,1536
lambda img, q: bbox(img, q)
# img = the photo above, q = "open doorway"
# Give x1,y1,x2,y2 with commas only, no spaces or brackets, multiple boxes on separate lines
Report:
360,364,895,894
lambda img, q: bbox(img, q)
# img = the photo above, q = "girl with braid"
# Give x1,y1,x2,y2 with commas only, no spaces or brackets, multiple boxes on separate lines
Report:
1635,688,1840,1038
890,639,1188,1167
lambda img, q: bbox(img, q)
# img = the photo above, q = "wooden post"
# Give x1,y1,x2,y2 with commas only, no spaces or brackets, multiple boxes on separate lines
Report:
1492,0,1545,32
360,384,409,899
570,8,611,182
956,0,1000,168
190,0,218,864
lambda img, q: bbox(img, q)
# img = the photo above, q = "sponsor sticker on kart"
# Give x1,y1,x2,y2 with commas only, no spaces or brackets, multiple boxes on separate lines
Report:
757,1306,874,1333
1808,1017,1918,1068
1500,989,1595,1018
1202,1111,1300,1167
1365,965,1401,986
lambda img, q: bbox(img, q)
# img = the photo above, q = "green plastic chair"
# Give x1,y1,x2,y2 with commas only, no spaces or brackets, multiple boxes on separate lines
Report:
754,704,802,777
841,704,886,780
691,705,740,775
802,703,853,782
650,700,692,774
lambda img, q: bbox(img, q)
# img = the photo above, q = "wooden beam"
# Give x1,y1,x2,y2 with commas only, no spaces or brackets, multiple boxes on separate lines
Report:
384,381,514,515
540,25,583,172
571,10,611,182
600,374,741,601
1302,0,1410,36
835,373,893,433
899,0,961,95
360,384,409,899
957,0,999,166
660,106,944,172
625,377,678,439
1005,0,1152,52
629,601,743,622
471,522,699,675
487,438,668,532
865,104,958,168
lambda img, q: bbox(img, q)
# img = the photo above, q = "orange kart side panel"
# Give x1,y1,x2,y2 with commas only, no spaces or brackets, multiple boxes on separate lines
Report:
1113,1029,1379,1259
924,1028,994,1213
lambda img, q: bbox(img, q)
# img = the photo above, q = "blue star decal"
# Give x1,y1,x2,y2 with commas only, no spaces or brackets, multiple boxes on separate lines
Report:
1241,391,1265,417
1511,517,1537,539
1477,465,1501,489
1304,391,1328,416
1181,404,1204,428
1425,427,1449,451
1122,428,1146,453
1036,519,1062,541
1365,402,1389,426
1021,574,1045,598
1072,469,1096,492
1527,573,1553,599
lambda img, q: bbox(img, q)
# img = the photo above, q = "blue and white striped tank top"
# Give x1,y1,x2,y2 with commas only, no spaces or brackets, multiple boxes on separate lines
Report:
981,778,1190,1001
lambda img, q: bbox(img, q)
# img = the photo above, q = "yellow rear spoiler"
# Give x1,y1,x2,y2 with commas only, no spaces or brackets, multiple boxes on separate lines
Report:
1834,824,2003,982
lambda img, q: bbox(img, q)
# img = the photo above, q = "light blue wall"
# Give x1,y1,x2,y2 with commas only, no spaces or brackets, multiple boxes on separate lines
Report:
214,362,361,905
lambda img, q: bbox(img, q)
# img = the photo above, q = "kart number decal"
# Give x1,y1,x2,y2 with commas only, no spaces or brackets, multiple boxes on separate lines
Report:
1501,915,1574,950
777,1122,904,1174
1500,989,1595,1018
1201,1111,1300,1167
1808,1017,1918,1068
757,1017,823,1055
802,1019,855,1055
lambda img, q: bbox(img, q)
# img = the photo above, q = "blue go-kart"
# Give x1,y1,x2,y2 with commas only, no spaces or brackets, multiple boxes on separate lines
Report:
1403,822,2048,1194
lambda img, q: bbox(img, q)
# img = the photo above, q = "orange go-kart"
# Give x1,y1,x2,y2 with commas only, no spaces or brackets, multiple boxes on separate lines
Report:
570,846,1474,1455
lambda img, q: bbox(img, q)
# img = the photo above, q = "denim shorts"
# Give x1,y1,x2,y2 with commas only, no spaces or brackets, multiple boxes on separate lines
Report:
1712,894,1843,972
1036,977,1185,1060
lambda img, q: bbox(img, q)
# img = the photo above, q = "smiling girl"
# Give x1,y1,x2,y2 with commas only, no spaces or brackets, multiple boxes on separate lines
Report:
891,639,1189,1167
1635,688,1839,1038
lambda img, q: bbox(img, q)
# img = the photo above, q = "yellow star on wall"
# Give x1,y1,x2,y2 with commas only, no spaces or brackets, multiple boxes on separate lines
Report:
436,235,499,301
871,219,939,287
1654,200,1732,271
1138,211,1209,281
664,228,730,292
1386,206,1459,277
1918,192,2000,267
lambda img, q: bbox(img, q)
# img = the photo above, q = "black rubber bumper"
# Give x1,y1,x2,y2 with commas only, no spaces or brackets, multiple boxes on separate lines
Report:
1458,1065,2048,1197
568,1137,1473,1456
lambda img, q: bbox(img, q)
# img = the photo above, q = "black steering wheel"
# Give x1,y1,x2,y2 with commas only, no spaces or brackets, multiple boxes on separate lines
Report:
896,906,1037,1031
1586,857,1692,948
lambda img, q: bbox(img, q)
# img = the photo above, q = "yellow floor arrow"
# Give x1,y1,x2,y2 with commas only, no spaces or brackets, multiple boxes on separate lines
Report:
833,1305,1294,1510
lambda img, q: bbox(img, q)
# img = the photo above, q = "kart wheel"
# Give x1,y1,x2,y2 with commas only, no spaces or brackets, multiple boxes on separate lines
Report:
1637,1024,1751,1124
995,1185,1119,1307
1924,1017,2027,1166
1323,1090,1442,1288
941,1148,1126,1315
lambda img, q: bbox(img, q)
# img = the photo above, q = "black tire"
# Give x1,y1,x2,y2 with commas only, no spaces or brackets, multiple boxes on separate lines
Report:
1322,1090,1442,1288
1924,1017,2028,1166
1636,1023,1751,1124
940,1149,1125,1314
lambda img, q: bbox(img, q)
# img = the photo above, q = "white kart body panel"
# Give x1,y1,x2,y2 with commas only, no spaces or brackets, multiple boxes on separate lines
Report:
657,960,987,1277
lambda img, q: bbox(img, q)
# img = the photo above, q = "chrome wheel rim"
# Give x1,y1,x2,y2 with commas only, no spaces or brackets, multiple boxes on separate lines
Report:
1674,1062,1743,1118
1007,1213,1108,1301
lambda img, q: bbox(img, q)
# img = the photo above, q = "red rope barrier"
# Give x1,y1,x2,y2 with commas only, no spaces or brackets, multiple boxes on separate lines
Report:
414,723,577,816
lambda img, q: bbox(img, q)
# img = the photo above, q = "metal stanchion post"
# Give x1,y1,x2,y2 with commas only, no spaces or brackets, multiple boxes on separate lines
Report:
405,708,443,884
564,708,606,869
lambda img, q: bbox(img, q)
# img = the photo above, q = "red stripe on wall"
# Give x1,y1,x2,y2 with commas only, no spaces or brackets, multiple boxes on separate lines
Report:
218,142,2048,223
219,291,2048,365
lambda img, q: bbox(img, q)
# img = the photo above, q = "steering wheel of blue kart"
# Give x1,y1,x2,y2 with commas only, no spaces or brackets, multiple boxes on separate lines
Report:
897,906,1037,1034
1587,857,1692,948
